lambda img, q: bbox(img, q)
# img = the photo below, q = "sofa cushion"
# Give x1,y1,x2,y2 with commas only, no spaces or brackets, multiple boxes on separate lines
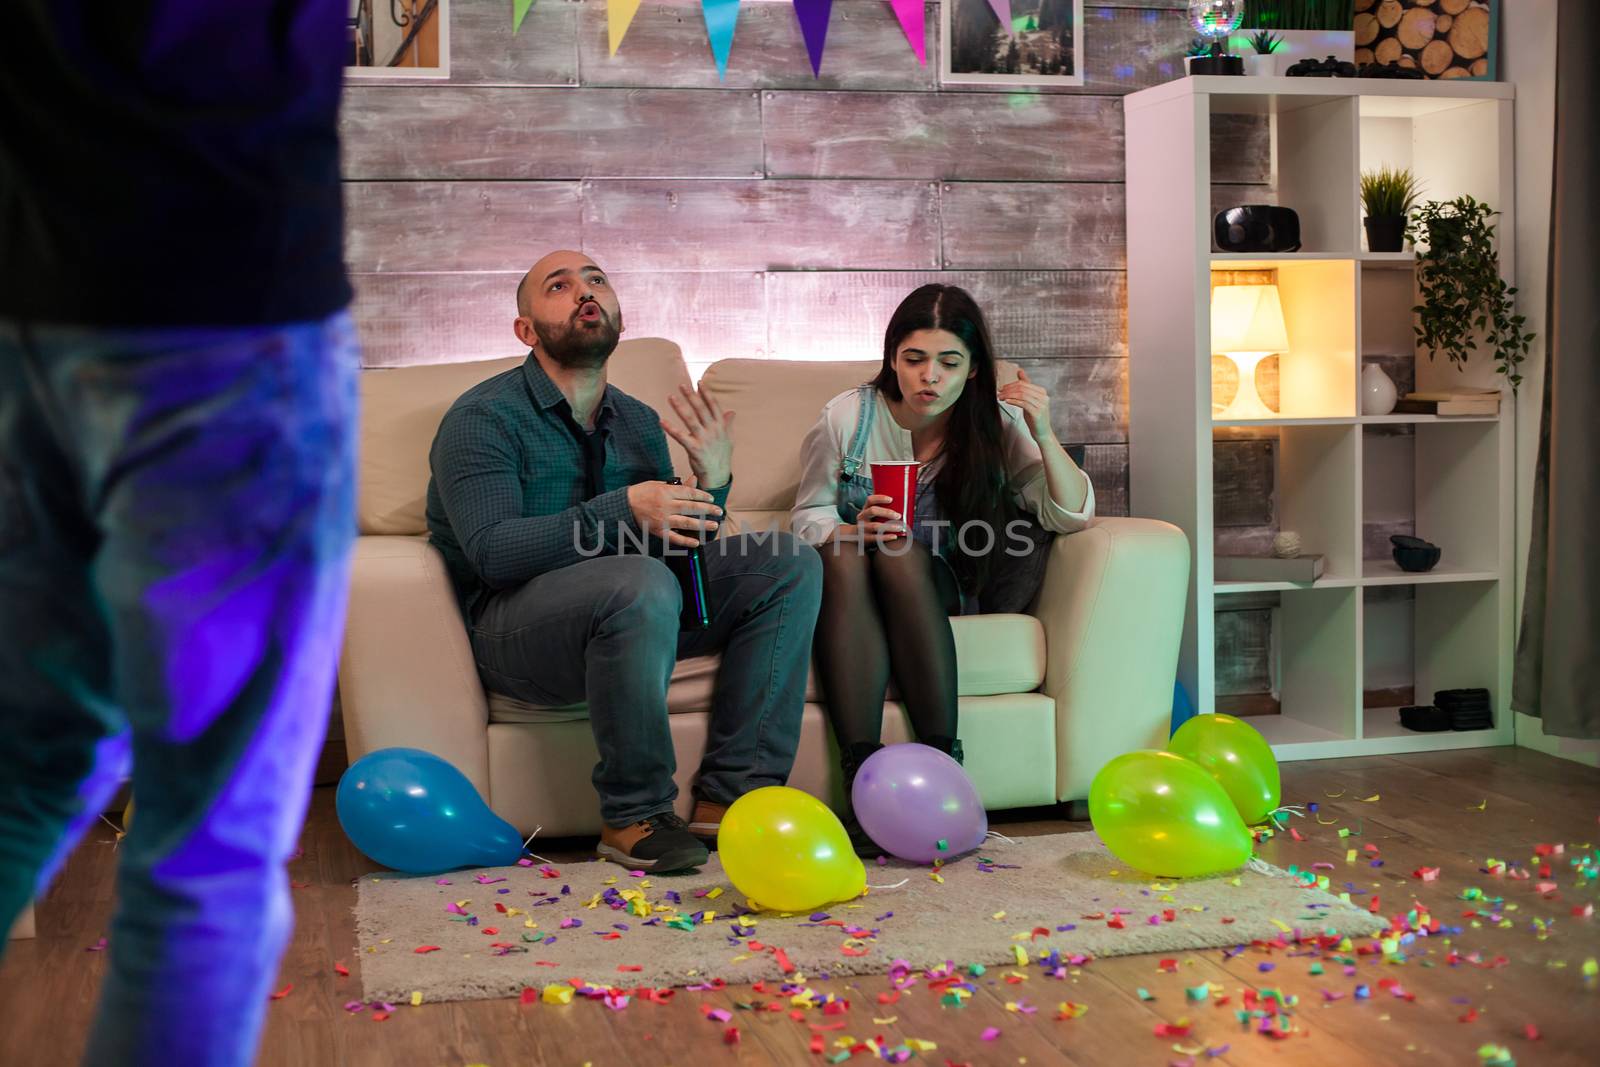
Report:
486,612,1045,723
357,339,691,536
697,359,879,515
360,350,1016,537
698,358,1023,518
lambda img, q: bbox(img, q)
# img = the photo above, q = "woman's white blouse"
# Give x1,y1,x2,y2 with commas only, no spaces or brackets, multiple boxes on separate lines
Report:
790,387,1096,547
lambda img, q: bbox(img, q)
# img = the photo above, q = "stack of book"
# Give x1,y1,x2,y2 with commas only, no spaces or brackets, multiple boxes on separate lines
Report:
1435,688,1493,730
1391,389,1501,416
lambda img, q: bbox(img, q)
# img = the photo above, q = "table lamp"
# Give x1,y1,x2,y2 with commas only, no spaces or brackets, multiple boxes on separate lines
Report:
1211,282,1289,420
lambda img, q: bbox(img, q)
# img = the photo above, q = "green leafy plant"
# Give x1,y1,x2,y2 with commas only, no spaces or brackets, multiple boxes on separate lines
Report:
1185,36,1217,58
1248,30,1284,54
1406,196,1533,392
1241,1,1354,31
1360,166,1421,219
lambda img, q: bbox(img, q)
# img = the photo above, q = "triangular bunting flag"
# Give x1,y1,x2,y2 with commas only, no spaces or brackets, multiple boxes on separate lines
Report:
609,0,644,56
513,0,535,34
887,0,927,65
793,0,833,77
986,0,1014,35
701,0,741,79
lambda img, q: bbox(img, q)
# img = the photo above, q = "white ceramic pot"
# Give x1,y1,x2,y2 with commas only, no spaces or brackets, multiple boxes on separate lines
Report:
1362,363,1399,416
1243,53,1276,77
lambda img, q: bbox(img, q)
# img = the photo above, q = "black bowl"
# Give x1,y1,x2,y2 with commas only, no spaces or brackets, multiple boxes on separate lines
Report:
1213,206,1302,253
1391,534,1441,573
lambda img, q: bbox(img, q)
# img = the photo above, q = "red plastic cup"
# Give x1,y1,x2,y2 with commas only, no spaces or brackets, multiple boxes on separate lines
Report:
870,461,920,532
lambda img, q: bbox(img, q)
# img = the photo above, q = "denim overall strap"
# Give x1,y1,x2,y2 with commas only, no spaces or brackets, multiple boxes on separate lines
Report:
838,385,875,480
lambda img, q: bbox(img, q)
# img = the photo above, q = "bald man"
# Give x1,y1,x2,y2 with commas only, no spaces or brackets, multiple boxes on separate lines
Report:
425,251,822,871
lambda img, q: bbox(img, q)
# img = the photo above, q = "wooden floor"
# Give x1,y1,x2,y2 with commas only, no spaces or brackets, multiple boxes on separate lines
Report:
6,747,1598,1066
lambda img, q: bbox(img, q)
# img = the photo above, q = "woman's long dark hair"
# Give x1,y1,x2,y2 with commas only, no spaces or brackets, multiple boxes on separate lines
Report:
871,284,1012,594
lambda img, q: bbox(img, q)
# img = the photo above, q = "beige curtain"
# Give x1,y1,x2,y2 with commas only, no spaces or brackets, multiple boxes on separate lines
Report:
1513,0,1600,737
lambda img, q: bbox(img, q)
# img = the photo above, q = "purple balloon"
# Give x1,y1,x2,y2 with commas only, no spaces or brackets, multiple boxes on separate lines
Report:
851,743,987,863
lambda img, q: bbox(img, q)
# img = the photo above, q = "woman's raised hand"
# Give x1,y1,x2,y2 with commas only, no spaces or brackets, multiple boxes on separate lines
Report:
998,367,1054,443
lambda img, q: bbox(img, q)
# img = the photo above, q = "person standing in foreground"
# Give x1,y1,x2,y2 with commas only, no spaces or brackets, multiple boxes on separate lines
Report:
0,4,357,1065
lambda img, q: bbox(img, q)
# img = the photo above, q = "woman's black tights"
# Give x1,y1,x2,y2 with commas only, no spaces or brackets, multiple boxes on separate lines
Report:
814,539,961,757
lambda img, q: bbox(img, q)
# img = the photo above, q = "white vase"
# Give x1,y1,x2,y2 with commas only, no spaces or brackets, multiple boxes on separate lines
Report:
1362,363,1398,416
1243,53,1276,77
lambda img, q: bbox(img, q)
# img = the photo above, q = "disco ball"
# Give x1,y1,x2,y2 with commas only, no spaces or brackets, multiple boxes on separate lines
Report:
1188,0,1245,42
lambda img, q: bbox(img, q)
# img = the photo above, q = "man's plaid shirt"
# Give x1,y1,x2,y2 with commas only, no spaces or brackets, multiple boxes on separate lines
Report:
426,353,731,619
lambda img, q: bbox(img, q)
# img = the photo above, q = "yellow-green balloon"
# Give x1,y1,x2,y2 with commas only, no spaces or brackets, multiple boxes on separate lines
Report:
1088,750,1253,878
717,786,866,913
1168,713,1281,825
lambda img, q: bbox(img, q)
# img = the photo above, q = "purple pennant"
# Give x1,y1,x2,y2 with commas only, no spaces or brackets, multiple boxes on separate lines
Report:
987,0,1014,35
792,0,833,77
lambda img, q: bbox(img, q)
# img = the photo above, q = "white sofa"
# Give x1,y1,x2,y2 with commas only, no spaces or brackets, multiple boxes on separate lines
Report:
338,340,1190,836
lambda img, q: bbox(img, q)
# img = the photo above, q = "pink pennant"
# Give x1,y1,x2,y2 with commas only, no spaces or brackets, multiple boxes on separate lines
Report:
887,0,926,65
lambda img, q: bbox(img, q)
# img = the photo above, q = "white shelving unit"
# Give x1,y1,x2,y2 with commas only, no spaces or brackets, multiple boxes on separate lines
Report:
1124,76,1516,761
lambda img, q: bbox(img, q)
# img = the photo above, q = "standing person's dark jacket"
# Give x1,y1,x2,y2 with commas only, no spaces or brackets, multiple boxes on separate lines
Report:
0,2,351,327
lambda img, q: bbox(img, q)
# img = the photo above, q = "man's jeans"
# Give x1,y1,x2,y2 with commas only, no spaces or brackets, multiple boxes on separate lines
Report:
471,531,823,826
0,316,358,1066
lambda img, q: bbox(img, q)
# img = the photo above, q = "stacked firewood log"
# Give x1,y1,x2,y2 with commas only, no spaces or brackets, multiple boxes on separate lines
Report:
1354,0,1493,79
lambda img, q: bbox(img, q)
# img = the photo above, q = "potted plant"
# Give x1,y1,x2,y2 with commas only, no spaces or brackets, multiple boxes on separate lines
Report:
1245,30,1283,76
1406,196,1534,392
1232,1,1355,72
1184,36,1242,76
1360,166,1420,252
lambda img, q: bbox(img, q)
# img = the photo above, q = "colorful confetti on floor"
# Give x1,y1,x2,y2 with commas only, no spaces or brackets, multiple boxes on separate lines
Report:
19,754,1598,1065
280,773,1599,1065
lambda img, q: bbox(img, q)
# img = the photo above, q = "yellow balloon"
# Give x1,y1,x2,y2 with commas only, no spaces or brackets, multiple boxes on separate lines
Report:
1088,750,1253,878
717,786,865,912
1168,713,1281,825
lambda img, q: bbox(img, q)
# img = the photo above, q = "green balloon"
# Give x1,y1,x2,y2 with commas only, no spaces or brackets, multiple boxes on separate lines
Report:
1168,713,1281,826
1088,750,1253,878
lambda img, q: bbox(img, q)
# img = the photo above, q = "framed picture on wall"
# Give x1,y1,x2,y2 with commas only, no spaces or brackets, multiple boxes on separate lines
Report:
347,0,450,80
941,0,1086,87
1354,0,1499,80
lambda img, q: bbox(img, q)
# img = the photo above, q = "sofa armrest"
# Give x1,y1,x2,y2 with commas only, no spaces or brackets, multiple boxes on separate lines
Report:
339,536,492,797
1028,517,1191,802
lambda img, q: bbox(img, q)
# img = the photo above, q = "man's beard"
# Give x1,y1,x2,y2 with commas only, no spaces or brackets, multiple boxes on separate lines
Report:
534,306,619,369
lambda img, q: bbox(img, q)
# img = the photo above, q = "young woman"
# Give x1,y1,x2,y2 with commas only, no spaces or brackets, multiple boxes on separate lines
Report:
791,284,1095,855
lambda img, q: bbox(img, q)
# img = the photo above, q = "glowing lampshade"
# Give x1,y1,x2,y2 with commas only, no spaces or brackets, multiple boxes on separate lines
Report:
1211,283,1289,420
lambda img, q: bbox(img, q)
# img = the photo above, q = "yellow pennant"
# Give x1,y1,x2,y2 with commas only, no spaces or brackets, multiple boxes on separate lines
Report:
609,0,644,55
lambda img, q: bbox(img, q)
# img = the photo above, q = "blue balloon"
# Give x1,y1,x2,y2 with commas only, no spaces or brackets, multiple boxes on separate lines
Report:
1170,680,1198,736
335,748,523,874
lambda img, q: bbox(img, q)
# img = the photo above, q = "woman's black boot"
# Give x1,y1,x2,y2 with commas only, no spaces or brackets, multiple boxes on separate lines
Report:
923,734,965,765
839,741,886,859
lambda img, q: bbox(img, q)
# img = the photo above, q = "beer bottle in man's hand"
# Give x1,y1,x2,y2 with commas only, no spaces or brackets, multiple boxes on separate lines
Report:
665,477,712,630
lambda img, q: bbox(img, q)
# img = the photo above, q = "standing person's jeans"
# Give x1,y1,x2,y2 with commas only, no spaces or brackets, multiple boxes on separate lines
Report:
470,531,823,825
0,316,358,1066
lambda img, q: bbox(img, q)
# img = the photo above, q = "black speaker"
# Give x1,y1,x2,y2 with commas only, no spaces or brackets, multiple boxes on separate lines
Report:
1213,205,1302,253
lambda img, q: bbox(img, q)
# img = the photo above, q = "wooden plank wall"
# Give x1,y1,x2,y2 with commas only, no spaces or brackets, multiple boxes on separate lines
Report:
341,0,1273,518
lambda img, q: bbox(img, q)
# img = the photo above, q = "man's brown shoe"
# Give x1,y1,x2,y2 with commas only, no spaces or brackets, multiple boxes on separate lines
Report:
597,812,708,872
687,800,727,843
